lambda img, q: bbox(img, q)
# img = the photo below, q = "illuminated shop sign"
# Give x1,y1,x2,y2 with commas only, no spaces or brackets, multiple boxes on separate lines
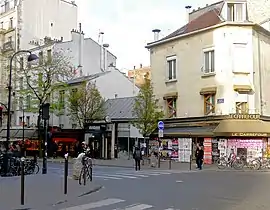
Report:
231,132,267,137
229,114,260,120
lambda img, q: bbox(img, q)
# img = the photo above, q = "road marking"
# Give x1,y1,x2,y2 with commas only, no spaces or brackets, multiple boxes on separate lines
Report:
59,198,125,210
93,175,122,180
176,180,183,183
124,204,153,210
115,173,149,177
105,174,139,179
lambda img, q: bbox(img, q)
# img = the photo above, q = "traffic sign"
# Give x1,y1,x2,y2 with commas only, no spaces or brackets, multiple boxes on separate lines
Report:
158,129,164,138
158,121,164,130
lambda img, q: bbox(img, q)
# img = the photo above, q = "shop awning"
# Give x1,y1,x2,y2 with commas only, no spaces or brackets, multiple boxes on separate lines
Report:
152,126,216,137
53,137,77,143
214,119,270,136
233,85,252,93
199,87,217,95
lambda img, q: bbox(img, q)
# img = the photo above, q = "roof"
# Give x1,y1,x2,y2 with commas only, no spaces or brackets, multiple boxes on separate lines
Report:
67,71,109,85
158,8,222,42
104,97,136,120
0,129,38,139
146,2,224,48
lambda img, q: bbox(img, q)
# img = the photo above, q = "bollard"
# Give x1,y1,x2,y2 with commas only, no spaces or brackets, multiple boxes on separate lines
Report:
21,157,25,205
168,158,172,170
64,153,68,195
158,156,161,168
189,155,192,170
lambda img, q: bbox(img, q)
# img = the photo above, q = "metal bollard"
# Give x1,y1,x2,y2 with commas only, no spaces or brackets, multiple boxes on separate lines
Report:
189,155,192,170
64,153,68,195
168,158,172,170
21,157,25,205
158,156,161,168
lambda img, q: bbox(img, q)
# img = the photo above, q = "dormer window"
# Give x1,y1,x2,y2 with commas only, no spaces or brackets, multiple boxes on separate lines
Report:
227,3,245,22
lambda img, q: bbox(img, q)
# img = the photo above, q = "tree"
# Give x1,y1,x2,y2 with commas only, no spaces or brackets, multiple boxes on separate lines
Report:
132,73,164,137
67,81,105,129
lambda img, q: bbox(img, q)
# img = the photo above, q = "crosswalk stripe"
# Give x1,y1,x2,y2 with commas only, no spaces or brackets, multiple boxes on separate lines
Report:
59,198,125,210
124,204,153,210
105,174,139,179
115,173,149,177
93,175,122,180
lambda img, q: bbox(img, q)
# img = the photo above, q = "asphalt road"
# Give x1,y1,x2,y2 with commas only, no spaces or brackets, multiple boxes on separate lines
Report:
47,162,270,210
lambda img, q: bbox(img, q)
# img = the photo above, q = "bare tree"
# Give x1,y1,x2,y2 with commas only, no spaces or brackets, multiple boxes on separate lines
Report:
67,81,105,129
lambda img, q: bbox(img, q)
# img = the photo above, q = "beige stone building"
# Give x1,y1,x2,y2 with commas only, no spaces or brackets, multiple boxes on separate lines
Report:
127,64,151,88
147,0,270,163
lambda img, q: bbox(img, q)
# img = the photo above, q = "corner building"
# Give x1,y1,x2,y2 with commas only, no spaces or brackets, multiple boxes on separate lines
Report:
147,0,270,164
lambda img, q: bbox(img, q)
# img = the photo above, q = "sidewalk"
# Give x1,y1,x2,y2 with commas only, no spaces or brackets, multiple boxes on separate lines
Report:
0,174,102,210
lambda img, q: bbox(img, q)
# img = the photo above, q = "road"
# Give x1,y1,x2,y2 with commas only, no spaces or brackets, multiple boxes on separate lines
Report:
46,162,270,210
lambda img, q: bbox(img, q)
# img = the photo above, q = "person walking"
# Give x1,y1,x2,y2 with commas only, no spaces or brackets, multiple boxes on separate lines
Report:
133,147,142,171
196,146,204,170
195,143,200,168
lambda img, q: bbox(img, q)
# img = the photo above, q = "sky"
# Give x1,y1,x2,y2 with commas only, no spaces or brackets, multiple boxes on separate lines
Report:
75,0,218,72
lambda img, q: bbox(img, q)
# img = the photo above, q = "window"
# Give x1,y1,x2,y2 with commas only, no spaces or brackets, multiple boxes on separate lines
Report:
8,36,12,42
167,56,177,80
4,1,9,12
1,22,3,29
26,116,30,126
19,97,23,110
19,77,23,89
26,95,31,110
204,50,215,73
236,102,248,114
47,49,52,63
227,3,244,22
9,17,13,28
19,117,22,125
59,90,65,109
166,98,177,118
204,94,215,115
20,57,23,70
1,5,4,13
38,51,43,65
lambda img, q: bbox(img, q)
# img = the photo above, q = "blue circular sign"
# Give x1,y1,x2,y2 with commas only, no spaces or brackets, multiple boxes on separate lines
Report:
158,121,164,130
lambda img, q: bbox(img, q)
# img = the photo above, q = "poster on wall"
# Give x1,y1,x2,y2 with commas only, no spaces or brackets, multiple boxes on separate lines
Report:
178,138,192,162
203,138,212,164
218,139,227,158
159,138,179,160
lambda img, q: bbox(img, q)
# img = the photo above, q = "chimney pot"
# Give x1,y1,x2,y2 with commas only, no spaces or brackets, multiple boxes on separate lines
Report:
133,66,136,70
140,64,142,68
185,6,192,23
152,29,161,41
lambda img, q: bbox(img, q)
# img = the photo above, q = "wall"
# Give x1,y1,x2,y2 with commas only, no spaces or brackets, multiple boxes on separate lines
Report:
252,29,270,116
247,0,270,24
56,32,117,75
150,30,215,117
20,0,77,49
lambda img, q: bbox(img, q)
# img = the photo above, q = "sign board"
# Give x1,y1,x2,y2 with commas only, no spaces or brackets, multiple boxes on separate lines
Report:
158,121,164,130
158,129,163,138
229,114,260,120
217,98,224,104
231,132,267,137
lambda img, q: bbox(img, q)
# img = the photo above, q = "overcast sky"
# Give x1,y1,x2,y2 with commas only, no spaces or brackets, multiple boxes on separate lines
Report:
76,0,218,72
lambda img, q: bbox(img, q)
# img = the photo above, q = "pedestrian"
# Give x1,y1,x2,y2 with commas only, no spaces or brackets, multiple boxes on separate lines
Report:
133,147,142,171
196,146,204,170
195,143,200,168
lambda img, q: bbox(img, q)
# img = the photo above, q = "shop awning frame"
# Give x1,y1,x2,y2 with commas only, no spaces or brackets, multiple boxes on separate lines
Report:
214,119,270,136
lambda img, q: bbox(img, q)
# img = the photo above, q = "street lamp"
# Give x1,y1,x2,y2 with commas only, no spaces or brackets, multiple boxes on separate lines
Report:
2,50,38,176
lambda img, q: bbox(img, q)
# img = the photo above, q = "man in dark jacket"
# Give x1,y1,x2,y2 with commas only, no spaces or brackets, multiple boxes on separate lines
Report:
196,146,204,170
133,147,142,171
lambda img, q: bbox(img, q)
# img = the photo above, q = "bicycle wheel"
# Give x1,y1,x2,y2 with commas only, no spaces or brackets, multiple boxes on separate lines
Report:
79,167,86,185
34,163,39,174
232,159,244,170
216,157,226,169
249,159,260,170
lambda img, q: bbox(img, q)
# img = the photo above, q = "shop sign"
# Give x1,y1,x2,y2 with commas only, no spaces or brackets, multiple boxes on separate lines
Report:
229,114,260,120
231,132,267,137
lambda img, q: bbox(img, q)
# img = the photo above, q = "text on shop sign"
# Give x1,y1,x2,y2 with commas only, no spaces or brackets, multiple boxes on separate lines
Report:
231,132,267,137
229,114,260,120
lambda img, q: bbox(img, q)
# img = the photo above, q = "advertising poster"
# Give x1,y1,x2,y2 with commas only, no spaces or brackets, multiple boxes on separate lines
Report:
178,138,192,162
203,138,212,164
159,138,179,160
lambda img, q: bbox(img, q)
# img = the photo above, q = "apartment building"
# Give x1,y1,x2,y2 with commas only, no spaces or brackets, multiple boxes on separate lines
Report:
147,0,270,163
127,64,151,88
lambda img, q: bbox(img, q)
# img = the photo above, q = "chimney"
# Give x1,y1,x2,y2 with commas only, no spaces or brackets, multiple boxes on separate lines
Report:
133,66,136,70
103,43,109,71
185,6,192,23
152,29,161,41
140,64,142,68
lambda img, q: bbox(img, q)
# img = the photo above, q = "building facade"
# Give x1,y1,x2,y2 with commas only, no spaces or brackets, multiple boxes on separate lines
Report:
147,0,270,163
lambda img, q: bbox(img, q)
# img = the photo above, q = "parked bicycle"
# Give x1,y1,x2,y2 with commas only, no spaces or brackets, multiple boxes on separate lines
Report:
216,156,243,170
257,157,270,170
79,154,93,185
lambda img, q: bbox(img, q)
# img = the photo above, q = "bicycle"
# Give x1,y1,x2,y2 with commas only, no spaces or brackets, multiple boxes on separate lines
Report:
257,157,270,170
216,156,243,170
79,155,93,185
236,156,260,170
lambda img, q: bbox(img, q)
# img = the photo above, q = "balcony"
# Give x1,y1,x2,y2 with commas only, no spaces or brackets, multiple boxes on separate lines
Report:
2,41,14,53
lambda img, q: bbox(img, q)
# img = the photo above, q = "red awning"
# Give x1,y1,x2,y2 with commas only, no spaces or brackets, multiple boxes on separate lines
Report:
53,137,77,143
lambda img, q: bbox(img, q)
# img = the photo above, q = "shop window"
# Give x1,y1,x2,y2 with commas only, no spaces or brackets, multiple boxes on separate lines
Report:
166,97,177,118
236,102,248,114
204,94,215,115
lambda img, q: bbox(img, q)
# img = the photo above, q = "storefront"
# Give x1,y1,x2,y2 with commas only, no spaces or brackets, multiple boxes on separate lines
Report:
151,114,270,164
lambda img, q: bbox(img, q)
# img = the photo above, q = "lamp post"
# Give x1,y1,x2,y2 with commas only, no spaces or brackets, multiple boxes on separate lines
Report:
2,51,38,176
